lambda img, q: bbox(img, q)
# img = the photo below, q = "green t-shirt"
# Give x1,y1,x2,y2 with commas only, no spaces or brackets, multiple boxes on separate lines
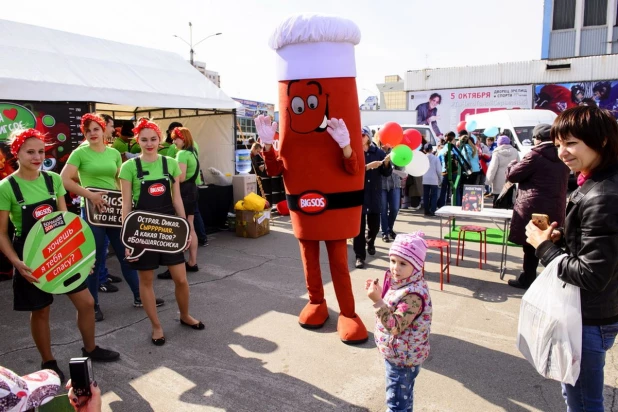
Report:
66,145,121,191
111,137,131,154
0,172,66,236
176,148,202,185
157,142,177,158
129,139,141,154
119,155,182,203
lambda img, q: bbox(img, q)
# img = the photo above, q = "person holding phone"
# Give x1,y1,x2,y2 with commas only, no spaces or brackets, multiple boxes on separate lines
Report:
62,114,164,322
0,129,120,382
526,106,618,411
119,118,203,346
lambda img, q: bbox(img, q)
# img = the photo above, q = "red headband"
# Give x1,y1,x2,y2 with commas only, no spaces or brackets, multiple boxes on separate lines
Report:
172,127,184,140
132,118,161,138
80,113,106,135
10,129,46,156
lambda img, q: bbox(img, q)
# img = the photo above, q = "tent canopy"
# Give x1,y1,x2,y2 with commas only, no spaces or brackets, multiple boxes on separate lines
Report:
0,19,242,112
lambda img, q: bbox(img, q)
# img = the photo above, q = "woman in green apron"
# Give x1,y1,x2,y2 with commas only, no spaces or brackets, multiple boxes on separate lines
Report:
0,129,120,382
119,119,203,346
61,113,164,322
172,127,200,272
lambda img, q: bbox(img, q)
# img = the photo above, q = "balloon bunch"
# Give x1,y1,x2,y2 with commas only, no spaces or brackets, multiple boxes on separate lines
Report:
457,119,499,137
377,122,430,177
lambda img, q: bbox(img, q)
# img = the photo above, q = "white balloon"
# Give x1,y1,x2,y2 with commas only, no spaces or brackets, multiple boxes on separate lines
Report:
405,150,430,176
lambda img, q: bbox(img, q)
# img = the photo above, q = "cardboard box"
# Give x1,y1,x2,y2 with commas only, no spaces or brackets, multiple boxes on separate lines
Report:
235,210,270,238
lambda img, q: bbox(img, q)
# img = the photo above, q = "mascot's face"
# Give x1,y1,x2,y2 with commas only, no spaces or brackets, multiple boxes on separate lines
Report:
286,80,329,134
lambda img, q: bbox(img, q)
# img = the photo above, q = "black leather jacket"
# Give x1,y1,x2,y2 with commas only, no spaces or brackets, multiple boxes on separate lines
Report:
537,162,618,325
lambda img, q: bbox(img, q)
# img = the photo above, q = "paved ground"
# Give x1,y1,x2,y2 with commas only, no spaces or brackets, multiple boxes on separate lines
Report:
1,207,617,411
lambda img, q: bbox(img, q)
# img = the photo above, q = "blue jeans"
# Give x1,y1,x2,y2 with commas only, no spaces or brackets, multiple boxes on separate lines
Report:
81,209,140,306
423,185,439,215
193,199,207,241
98,236,110,284
562,322,618,412
381,188,401,235
385,360,421,412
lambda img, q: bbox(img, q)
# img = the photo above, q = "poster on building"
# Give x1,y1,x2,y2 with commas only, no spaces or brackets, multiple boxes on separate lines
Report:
534,80,618,118
232,98,275,118
407,86,533,138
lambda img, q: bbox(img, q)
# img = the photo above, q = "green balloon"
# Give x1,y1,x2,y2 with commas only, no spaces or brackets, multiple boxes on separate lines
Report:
391,144,414,167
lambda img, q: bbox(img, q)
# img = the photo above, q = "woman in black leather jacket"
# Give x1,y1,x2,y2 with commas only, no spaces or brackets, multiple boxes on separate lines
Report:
526,106,618,411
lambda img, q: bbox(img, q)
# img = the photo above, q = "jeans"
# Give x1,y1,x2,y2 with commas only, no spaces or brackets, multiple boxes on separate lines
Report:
81,209,140,306
438,175,461,207
193,199,207,241
562,322,618,411
98,236,110,284
353,213,380,261
381,189,401,235
518,243,540,287
423,185,439,215
384,360,421,412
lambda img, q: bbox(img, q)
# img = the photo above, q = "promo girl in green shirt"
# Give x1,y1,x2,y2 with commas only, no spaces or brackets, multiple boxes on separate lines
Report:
119,119,203,346
0,129,120,381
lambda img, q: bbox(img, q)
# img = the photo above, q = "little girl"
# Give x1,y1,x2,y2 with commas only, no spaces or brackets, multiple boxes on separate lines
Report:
365,231,432,412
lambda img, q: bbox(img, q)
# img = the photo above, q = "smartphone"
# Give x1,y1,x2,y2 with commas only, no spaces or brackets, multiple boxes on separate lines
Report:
531,213,550,230
69,357,93,397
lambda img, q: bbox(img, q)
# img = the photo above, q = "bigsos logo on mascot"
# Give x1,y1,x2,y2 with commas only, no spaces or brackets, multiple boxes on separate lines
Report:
298,191,327,214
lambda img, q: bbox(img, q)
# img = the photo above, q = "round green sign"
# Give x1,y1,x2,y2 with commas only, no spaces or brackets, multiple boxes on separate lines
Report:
0,103,37,142
57,133,67,142
23,212,96,294
42,115,56,127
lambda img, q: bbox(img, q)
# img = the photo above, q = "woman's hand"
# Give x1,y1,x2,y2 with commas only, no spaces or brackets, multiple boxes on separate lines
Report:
184,235,192,252
365,278,382,303
125,248,138,262
550,228,562,243
14,261,37,283
67,379,102,412
87,191,108,213
366,161,382,170
525,220,558,249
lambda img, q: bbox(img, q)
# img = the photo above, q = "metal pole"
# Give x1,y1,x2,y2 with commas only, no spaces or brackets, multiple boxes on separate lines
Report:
189,22,194,66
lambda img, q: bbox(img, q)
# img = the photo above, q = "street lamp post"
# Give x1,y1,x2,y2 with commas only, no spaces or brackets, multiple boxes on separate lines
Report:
173,22,221,67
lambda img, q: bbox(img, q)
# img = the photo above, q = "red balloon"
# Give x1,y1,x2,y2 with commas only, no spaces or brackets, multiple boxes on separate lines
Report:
402,129,423,151
276,200,289,216
379,122,403,147
457,121,467,133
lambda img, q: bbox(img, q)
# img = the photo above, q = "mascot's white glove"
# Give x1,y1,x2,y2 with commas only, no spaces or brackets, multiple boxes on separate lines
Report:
326,118,350,148
254,115,278,145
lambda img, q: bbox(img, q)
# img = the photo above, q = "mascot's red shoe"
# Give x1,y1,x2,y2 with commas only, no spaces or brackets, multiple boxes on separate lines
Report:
337,314,368,344
299,300,329,329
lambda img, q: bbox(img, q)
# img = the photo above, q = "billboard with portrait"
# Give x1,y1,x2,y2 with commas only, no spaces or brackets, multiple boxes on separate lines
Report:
534,80,618,118
407,86,533,137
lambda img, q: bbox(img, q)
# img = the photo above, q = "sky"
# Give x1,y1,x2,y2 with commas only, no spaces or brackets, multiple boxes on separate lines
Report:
2,0,545,107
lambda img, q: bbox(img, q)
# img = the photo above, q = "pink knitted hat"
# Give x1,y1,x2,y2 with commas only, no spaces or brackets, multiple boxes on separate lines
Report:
389,231,428,271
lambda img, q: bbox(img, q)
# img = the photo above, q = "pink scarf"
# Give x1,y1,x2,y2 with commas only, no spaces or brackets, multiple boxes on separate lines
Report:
577,173,590,186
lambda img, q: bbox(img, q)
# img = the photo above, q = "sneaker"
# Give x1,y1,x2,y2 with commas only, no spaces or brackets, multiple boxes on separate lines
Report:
382,234,390,243
157,270,172,280
133,297,165,308
198,239,208,247
94,305,104,322
367,244,376,256
507,279,529,290
107,274,122,283
41,360,65,382
185,262,199,272
81,346,120,362
98,282,119,293
389,231,397,240
355,258,365,269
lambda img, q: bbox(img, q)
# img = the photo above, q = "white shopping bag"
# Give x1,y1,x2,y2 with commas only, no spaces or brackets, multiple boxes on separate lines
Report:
516,254,582,385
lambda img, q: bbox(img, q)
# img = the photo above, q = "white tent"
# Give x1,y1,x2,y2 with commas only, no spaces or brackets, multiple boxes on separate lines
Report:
0,19,242,177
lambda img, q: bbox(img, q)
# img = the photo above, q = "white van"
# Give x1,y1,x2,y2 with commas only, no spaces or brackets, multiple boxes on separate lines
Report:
465,109,557,156
366,124,438,147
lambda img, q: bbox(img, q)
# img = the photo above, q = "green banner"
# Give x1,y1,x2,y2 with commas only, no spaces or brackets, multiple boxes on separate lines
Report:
23,212,95,294
0,103,36,142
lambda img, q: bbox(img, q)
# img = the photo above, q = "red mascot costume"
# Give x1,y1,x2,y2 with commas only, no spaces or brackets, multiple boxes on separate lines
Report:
255,14,367,344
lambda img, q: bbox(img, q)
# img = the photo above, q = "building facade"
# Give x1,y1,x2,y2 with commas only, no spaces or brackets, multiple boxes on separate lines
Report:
194,61,221,87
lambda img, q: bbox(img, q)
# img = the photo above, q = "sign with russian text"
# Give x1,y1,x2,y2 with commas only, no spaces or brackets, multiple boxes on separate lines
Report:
121,211,189,259
23,212,95,294
407,85,533,137
84,188,122,227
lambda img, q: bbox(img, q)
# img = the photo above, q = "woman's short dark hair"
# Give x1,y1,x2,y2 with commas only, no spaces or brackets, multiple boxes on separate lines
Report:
551,106,618,173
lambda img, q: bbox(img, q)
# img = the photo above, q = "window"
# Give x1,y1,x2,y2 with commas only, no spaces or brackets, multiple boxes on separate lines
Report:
584,0,608,26
553,0,576,29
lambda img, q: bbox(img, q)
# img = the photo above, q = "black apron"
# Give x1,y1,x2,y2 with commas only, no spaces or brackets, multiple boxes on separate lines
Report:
135,156,176,216
179,148,200,206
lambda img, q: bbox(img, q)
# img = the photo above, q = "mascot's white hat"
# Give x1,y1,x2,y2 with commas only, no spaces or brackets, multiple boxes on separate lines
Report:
269,14,361,81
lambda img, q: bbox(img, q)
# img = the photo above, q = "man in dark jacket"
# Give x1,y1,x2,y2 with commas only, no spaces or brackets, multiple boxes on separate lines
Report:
506,123,570,289
354,127,392,268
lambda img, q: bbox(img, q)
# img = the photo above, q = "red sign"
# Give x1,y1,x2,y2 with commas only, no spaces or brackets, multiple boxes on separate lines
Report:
42,217,82,258
298,192,327,214
32,232,86,280
148,183,166,196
